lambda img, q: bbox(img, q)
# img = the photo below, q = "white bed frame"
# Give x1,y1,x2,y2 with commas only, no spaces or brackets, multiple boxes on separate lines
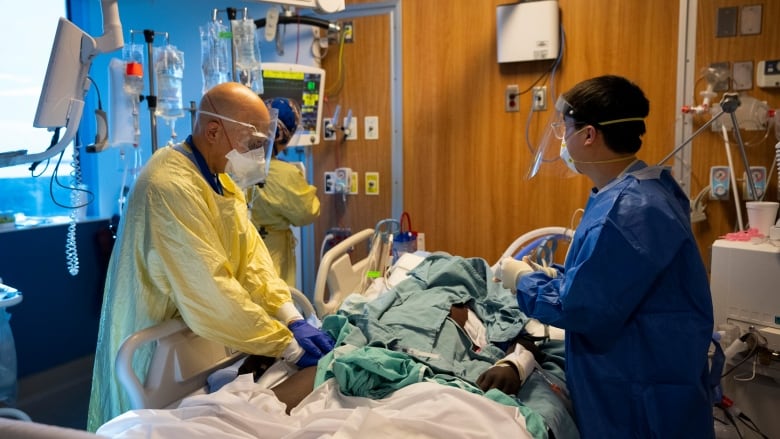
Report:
115,287,316,410
115,226,573,411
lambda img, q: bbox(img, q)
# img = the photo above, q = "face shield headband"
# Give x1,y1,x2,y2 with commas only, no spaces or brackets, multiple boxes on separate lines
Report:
526,96,645,179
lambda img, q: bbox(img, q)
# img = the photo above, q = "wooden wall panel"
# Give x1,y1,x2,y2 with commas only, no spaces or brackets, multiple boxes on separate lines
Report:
402,0,681,262
313,11,392,264
692,0,779,264
312,0,779,273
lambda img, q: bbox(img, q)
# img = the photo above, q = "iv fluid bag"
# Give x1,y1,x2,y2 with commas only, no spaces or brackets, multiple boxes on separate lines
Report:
200,21,232,94
154,45,185,120
108,58,137,147
231,19,263,94
232,19,260,70
122,43,145,96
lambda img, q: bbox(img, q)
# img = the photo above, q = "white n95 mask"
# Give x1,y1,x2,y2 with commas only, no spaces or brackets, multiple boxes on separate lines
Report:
559,140,579,174
225,148,267,189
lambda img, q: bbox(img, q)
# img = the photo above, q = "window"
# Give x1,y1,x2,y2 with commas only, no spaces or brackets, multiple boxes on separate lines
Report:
0,0,80,220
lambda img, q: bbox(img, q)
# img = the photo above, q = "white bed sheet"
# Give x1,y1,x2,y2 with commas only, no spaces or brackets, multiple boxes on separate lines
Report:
98,374,533,438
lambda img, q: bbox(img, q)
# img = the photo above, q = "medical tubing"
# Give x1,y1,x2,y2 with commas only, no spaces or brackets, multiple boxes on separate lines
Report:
495,226,574,266
721,124,745,230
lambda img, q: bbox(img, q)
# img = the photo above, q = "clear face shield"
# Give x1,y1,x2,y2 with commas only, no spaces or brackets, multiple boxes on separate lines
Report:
200,109,278,188
526,96,579,180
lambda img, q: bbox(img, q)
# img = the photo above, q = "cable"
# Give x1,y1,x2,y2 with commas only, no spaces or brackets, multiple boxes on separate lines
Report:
325,30,347,98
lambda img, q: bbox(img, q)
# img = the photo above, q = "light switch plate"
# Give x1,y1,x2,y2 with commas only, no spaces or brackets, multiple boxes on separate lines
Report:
732,61,753,90
716,6,738,37
740,4,762,36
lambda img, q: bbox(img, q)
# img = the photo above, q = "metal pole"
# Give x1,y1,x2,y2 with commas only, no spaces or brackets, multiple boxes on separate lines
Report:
657,109,725,166
144,29,158,153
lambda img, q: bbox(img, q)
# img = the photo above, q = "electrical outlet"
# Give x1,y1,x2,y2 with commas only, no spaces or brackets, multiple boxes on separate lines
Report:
364,116,378,140
323,118,336,141
323,171,335,194
365,172,379,195
532,86,547,111
505,84,519,112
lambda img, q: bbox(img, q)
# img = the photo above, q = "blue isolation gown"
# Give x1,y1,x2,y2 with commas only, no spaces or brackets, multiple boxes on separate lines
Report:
515,161,714,438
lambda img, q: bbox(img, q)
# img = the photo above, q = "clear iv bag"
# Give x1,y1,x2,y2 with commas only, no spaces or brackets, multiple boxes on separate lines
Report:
154,45,185,120
200,21,232,94
231,19,264,94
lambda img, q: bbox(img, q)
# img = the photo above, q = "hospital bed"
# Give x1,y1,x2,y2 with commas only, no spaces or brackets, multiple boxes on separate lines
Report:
97,226,576,438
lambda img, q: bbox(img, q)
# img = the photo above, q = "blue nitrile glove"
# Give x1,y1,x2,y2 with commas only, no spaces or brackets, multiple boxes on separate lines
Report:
288,319,335,359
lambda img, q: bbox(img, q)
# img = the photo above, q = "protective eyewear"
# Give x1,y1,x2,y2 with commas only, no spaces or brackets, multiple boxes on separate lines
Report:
199,110,269,152
550,121,579,140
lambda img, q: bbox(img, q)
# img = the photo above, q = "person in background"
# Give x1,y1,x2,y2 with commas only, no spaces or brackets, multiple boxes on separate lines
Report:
87,83,333,431
500,75,715,438
246,97,320,288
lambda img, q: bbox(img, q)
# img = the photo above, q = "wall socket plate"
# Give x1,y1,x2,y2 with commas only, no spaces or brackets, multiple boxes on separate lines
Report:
323,171,335,194
323,118,336,141
365,172,379,195
505,84,519,112
364,116,378,140
532,86,547,111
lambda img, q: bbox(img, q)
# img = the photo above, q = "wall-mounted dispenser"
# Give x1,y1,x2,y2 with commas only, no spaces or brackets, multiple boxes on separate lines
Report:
496,0,560,63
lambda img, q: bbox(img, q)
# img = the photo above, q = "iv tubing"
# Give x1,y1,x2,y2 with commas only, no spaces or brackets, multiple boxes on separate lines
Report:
721,124,744,231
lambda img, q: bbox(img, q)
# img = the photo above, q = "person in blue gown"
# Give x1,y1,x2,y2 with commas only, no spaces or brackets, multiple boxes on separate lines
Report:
501,75,715,438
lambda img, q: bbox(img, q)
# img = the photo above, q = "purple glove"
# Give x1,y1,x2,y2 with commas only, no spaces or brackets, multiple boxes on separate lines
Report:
288,320,335,360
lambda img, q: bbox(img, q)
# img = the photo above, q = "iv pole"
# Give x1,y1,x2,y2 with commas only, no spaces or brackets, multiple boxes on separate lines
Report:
658,92,758,199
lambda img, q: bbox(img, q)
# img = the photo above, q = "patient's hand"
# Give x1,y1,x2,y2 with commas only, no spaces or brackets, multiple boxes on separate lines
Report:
476,363,521,395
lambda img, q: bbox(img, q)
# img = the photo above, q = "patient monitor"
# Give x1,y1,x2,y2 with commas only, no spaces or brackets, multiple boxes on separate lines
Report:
0,0,123,168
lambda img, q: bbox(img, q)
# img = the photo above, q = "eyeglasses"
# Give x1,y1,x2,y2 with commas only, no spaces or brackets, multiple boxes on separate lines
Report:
199,110,269,151
551,121,578,140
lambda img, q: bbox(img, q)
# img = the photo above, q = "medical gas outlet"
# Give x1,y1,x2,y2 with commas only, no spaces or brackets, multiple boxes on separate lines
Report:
710,166,730,200
742,166,767,200
325,167,357,195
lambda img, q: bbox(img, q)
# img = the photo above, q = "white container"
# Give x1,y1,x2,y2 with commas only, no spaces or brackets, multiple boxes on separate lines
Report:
745,201,779,236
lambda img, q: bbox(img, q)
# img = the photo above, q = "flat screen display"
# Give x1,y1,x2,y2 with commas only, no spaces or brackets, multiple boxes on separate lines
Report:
261,63,325,147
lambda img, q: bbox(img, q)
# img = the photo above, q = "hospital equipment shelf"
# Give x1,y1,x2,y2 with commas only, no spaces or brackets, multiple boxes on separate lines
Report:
710,239,780,439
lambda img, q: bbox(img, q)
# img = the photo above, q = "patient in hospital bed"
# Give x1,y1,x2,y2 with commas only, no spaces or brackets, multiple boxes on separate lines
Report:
221,252,578,439
99,252,578,438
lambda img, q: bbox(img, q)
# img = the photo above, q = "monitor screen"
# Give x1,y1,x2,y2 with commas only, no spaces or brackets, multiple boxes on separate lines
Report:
260,62,325,147
34,17,92,129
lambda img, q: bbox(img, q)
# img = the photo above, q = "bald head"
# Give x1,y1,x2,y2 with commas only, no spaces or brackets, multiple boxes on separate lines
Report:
192,82,271,173
198,82,270,130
